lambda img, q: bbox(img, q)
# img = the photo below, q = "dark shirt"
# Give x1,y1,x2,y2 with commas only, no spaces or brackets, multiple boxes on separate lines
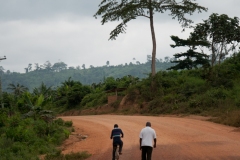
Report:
111,128,124,142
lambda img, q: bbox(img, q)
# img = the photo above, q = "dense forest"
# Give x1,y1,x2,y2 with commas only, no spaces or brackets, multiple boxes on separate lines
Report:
0,56,174,92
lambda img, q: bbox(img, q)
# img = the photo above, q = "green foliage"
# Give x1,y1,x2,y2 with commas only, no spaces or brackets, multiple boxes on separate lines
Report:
33,119,48,137
1,60,174,92
63,129,71,138
94,0,207,39
137,79,154,101
0,109,8,128
178,76,207,97
6,124,36,142
64,121,73,127
168,36,210,70
54,78,92,109
0,113,75,159
80,92,107,108
54,118,65,126
121,52,240,126
191,13,240,66
44,150,64,160
7,83,28,97
104,77,117,91
0,139,40,160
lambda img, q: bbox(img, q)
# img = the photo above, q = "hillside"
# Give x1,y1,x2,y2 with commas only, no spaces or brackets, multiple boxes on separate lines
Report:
1,61,174,92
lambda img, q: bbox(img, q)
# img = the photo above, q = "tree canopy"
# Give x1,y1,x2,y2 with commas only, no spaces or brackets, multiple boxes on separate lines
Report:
168,36,209,70
94,0,207,76
190,13,240,66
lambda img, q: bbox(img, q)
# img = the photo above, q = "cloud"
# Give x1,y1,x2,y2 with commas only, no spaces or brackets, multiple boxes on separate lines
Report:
0,0,99,21
0,0,239,73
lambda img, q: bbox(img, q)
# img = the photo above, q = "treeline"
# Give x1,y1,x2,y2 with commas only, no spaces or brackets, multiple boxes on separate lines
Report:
2,52,240,127
1,57,174,92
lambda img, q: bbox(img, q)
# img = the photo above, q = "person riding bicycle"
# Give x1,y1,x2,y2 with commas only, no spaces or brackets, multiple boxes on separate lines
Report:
110,124,124,160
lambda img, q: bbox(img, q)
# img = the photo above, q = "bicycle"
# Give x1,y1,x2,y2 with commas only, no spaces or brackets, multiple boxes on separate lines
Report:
113,144,120,160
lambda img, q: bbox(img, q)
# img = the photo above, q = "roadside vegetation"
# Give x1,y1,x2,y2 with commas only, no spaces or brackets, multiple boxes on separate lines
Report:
0,84,91,159
0,108,90,159
76,51,240,127
126,52,240,127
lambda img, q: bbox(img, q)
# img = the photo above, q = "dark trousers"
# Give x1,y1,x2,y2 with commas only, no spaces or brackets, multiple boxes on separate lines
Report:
112,140,123,160
141,146,153,160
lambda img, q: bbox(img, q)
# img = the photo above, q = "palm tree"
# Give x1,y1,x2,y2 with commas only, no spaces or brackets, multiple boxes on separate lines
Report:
33,82,52,98
7,83,28,96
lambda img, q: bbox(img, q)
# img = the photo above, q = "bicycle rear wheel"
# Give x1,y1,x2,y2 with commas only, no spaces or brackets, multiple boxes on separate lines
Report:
114,146,119,160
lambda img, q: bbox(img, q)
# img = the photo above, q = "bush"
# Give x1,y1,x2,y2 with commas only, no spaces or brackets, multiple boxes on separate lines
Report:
0,140,39,160
54,118,65,126
211,110,240,127
206,88,229,100
33,120,48,137
0,113,76,159
63,129,71,138
5,118,36,142
80,92,107,108
64,121,73,127
0,110,8,128
178,76,207,97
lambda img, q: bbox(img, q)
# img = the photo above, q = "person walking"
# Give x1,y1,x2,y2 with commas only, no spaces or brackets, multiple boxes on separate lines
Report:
111,124,124,160
139,122,157,160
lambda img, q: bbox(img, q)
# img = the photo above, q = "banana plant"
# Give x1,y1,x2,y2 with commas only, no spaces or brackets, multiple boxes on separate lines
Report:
22,92,54,122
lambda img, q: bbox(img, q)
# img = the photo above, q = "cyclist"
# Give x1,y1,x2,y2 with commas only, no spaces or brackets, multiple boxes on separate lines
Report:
110,124,124,160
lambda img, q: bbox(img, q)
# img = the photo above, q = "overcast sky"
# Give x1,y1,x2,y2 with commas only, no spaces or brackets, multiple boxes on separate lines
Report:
0,0,239,73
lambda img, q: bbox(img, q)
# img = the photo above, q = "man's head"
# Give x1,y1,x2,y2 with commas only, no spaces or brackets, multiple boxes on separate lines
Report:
146,122,151,127
114,124,118,128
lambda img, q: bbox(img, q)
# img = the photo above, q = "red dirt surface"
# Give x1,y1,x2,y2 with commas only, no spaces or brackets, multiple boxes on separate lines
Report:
61,115,240,160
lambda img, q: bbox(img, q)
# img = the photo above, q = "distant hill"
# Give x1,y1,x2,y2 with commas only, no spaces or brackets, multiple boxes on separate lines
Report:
1,61,174,92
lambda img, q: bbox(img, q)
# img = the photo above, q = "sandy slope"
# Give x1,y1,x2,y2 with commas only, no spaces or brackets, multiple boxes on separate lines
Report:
61,115,240,160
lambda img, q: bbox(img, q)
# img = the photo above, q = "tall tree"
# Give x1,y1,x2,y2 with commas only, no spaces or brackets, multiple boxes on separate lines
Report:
106,61,110,66
94,0,207,76
28,63,32,72
44,61,52,71
76,65,81,70
52,62,67,72
35,63,40,71
190,13,240,66
82,64,86,70
24,67,28,73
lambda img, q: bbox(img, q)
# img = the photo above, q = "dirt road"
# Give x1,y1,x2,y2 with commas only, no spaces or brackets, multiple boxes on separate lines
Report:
61,115,240,160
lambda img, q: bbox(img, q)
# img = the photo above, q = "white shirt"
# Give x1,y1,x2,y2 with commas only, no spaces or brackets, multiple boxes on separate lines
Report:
139,126,157,147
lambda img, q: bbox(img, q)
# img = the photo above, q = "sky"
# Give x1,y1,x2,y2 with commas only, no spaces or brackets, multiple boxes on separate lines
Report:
0,0,239,73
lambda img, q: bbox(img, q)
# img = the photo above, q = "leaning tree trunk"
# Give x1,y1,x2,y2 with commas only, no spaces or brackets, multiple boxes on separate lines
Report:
149,0,156,76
